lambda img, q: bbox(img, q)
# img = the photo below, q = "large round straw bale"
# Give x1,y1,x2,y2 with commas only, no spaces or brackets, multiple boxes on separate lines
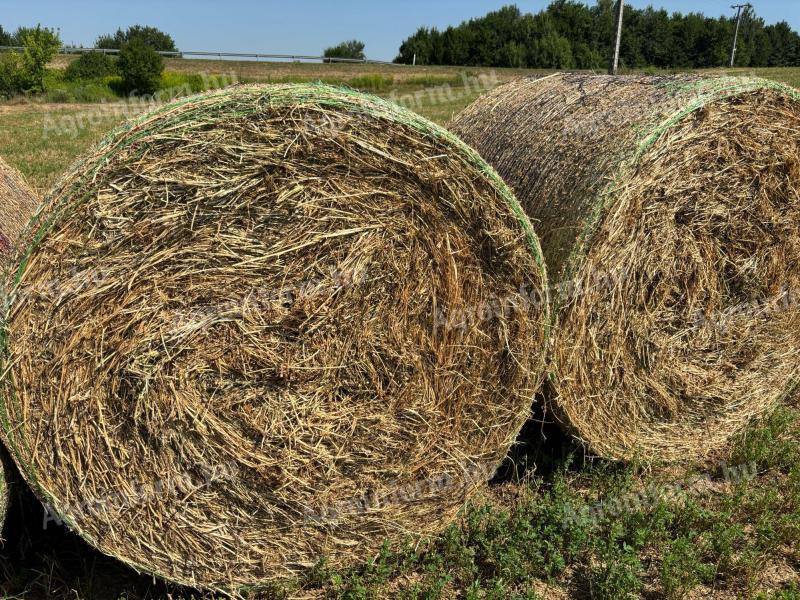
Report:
0,84,548,589
0,157,38,254
0,157,37,531
451,74,800,463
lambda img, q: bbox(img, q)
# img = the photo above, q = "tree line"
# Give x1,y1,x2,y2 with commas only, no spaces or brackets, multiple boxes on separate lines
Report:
0,24,171,97
394,1,800,69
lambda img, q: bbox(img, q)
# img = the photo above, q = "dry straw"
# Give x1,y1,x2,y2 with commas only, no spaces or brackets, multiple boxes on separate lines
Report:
0,156,38,531
451,74,800,463
0,157,38,255
0,84,548,590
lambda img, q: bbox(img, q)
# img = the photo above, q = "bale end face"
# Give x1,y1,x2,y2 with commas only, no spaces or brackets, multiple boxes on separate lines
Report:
451,75,800,463
1,84,549,590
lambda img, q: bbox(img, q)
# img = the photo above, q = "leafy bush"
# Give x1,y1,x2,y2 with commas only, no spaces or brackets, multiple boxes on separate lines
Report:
323,40,366,61
118,39,163,95
0,52,23,98
64,52,117,81
96,25,177,52
42,69,120,103
16,25,61,92
0,25,60,96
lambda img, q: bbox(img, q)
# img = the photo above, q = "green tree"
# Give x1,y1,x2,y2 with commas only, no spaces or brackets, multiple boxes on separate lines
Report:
533,31,574,68
96,25,177,52
395,27,434,64
0,25,60,97
16,25,61,92
0,25,15,47
118,38,163,95
393,1,800,69
766,21,800,66
323,40,366,61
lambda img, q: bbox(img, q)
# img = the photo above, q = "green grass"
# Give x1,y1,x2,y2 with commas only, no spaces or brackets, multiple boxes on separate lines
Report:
0,68,497,194
274,404,800,599
0,107,122,192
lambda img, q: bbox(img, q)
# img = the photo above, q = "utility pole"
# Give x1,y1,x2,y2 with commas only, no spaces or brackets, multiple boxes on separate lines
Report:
608,0,624,75
729,3,752,67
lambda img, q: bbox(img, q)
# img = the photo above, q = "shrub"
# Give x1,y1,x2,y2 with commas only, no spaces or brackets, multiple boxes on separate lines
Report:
323,40,366,61
15,25,60,93
0,25,59,96
118,39,163,95
96,25,177,52
0,52,23,98
65,52,117,81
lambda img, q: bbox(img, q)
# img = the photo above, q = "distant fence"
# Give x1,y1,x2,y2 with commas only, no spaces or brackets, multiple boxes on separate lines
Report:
0,45,402,66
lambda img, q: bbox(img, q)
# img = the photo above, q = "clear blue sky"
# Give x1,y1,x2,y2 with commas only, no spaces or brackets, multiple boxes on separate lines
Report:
4,0,798,62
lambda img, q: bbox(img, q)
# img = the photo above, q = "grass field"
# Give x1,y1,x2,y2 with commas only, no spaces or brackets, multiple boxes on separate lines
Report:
0,61,799,600
1,61,540,194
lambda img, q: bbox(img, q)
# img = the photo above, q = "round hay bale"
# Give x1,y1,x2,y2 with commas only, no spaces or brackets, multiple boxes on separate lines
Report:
450,74,800,463
0,84,549,590
0,157,37,532
0,157,38,255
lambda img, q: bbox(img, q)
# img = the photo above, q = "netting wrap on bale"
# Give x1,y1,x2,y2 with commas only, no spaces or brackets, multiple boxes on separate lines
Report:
0,84,549,590
451,74,800,463
0,157,38,531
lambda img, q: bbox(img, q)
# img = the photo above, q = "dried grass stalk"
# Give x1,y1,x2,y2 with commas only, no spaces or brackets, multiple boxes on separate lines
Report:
0,156,37,531
0,84,548,590
451,74,800,463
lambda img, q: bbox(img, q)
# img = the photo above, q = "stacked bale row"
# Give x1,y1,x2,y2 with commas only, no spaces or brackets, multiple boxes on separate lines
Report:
451,74,800,462
0,84,549,591
0,157,38,532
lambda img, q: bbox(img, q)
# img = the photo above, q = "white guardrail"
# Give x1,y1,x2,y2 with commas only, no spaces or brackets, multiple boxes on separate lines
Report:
0,45,403,65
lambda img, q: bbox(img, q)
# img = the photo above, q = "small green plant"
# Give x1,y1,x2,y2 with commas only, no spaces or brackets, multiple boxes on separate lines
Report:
754,586,800,600
661,535,716,599
731,405,800,472
589,524,644,600
118,39,163,95
64,52,117,81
